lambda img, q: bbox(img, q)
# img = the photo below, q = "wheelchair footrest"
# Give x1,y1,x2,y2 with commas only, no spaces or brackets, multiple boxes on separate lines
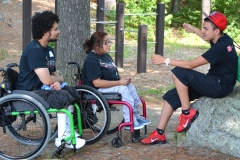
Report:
131,126,147,143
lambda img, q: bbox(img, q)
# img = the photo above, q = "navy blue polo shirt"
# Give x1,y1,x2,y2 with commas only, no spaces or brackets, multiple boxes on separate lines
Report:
82,51,120,89
202,34,238,92
15,40,56,90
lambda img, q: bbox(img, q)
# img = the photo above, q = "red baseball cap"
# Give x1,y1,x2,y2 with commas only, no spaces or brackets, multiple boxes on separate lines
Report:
203,11,228,31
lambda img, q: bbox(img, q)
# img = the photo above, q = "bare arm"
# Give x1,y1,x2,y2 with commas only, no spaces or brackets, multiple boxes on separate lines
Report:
151,54,208,70
34,68,64,85
92,77,131,88
183,23,203,39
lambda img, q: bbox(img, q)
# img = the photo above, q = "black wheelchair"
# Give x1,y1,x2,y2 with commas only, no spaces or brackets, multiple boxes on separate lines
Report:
0,63,111,159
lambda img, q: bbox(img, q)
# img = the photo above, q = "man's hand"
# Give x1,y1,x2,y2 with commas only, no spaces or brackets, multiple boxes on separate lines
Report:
50,81,61,90
183,23,194,33
151,54,165,65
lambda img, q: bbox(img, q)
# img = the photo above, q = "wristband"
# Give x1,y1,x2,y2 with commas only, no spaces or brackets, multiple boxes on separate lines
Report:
165,58,170,66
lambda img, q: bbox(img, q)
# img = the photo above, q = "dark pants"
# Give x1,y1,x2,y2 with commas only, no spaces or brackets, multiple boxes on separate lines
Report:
33,86,80,109
162,67,229,110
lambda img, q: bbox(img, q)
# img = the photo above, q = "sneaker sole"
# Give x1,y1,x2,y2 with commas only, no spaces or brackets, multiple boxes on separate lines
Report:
140,121,151,125
55,141,86,150
124,125,145,130
177,111,199,133
141,140,166,145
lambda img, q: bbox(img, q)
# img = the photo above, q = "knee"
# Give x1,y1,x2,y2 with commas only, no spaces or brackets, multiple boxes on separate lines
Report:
172,73,177,80
119,86,129,94
127,83,136,92
171,67,186,81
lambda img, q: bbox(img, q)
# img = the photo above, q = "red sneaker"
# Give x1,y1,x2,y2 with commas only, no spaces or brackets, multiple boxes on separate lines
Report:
176,108,199,133
141,130,166,145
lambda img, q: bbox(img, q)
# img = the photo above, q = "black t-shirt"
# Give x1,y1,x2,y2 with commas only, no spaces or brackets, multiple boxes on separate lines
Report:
15,40,56,90
202,34,238,92
82,51,120,89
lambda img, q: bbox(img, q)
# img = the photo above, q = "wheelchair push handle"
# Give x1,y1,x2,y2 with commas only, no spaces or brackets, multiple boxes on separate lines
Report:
68,61,82,84
68,62,81,74
0,63,18,75
6,63,18,68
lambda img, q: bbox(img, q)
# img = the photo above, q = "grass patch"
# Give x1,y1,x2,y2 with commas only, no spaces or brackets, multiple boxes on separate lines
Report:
138,84,175,99
0,49,8,60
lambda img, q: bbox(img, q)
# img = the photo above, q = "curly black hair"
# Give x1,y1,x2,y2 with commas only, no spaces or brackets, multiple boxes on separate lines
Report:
32,11,60,40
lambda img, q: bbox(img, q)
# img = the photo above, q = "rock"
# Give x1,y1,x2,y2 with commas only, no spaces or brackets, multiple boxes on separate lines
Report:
186,83,240,158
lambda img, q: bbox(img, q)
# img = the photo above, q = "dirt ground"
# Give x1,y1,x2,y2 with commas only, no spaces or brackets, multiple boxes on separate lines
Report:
0,1,240,159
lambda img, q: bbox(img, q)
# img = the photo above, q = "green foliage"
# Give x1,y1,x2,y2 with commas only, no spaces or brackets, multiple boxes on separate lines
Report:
171,0,202,28
113,0,171,41
105,0,240,43
123,0,156,41
0,49,8,60
48,42,55,49
171,0,240,42
104,11,116,35
116,0,125,3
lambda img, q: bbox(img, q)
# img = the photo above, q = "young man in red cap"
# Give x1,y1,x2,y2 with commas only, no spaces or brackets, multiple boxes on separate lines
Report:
141,11,238,145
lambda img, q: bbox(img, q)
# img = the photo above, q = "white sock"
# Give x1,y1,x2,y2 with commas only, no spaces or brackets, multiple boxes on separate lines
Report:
57,113,67,138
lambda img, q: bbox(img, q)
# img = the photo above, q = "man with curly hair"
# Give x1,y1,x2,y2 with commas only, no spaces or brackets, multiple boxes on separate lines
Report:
16,11,85,149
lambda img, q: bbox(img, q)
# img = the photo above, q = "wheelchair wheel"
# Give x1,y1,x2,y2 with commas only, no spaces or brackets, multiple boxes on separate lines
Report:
10,90,58,143
74,85,111,144
7,112,57,144
0,94,51,160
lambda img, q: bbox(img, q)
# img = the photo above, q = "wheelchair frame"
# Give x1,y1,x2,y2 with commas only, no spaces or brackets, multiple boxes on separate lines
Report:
68,61,148,148
0,63,111,159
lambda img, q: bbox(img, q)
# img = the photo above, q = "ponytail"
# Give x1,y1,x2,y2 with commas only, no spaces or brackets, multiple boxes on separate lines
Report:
83,39,92,54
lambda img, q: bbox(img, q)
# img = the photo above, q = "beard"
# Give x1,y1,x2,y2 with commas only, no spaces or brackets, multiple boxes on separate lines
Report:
48,33,59,42
48,38,58,42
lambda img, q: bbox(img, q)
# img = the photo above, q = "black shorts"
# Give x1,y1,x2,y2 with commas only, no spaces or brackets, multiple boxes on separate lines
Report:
162,67,229,110
32,86,79,109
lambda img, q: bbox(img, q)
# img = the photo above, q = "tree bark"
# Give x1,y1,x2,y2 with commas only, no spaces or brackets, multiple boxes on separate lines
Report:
171,0,180,14
56,0,90,85
202,0,211,27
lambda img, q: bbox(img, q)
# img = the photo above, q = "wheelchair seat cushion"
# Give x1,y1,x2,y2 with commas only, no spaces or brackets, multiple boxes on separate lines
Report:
101,92,122,100
12,90,50,111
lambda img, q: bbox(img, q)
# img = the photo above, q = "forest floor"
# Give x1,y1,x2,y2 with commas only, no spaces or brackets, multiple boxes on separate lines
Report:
0,0,239,159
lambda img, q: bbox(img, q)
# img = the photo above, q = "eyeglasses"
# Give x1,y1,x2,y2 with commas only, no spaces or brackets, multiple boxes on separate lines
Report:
104,41,112,45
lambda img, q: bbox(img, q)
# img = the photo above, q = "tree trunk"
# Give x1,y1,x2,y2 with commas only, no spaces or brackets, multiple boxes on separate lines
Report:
202,0,211,27
171,0,180,14
56,0,90,85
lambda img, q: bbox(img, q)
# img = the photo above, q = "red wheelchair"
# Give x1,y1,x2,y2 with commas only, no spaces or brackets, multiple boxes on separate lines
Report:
68,62,148,148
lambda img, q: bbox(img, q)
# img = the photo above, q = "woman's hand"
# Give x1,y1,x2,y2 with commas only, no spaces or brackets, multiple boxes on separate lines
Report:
119,78,131,86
